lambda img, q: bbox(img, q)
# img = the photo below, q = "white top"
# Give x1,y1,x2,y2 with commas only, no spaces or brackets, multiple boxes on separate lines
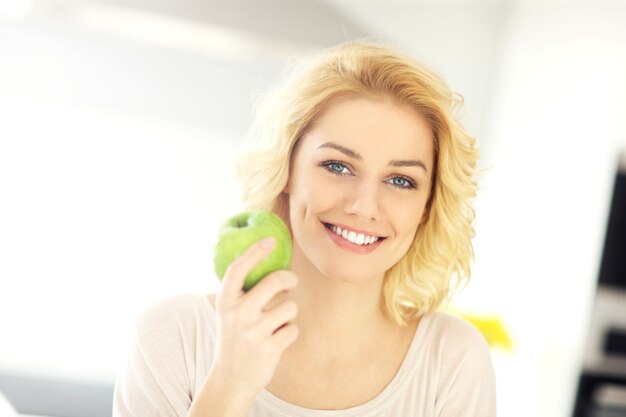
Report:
113,294,496,417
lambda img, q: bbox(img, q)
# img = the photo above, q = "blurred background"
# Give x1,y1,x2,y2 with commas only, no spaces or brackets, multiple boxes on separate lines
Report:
1,0,625,416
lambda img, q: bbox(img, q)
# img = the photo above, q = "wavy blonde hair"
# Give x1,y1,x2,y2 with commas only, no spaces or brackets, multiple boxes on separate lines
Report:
236,41,478,325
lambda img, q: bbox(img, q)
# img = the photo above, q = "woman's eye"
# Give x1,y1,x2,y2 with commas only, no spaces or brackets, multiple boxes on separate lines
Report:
321,161,352,175
388,176,417,189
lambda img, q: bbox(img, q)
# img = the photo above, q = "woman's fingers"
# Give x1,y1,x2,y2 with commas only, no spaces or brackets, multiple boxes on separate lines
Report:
241,270,298,313
216,237,276,310
256,299,299,335
272,323,300,352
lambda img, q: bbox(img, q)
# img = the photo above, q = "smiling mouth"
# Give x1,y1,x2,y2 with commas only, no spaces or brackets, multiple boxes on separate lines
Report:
322,222,386,246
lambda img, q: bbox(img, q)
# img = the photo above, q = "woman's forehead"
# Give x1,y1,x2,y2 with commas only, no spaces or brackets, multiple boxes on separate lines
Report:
300,96,434,165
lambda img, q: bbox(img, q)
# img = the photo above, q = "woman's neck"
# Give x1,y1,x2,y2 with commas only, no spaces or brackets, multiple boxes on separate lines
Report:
281,258,399,359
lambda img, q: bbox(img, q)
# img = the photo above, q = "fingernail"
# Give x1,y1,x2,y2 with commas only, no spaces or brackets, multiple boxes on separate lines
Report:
260,237,275,250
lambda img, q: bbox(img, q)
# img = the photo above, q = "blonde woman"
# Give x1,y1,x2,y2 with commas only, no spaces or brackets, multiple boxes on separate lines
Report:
113,41,496,417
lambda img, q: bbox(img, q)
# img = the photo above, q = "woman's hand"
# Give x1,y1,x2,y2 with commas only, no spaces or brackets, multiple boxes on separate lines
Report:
210,237,299,403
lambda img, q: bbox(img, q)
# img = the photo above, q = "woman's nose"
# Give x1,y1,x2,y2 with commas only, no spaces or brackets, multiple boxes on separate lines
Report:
342,180,380,222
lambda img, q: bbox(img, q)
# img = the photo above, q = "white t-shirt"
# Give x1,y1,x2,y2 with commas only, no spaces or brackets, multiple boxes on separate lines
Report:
113,294,496,417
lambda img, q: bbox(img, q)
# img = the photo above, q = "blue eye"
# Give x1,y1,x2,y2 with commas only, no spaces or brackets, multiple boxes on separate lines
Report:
321,161,352,175
392,177,408,187
388,176,417,189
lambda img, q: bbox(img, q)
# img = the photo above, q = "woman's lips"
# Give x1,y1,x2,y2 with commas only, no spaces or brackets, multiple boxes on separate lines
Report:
322,222,385,254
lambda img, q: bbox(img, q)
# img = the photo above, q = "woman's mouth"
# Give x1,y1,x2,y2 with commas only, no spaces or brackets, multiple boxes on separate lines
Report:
322,222,386,253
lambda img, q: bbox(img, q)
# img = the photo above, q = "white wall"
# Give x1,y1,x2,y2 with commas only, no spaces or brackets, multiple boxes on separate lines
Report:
0,15,276,382
0,92,242,382
455,3,626,417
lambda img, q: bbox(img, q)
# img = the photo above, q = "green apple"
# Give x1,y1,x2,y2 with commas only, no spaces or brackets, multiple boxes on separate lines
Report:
213,210,292,291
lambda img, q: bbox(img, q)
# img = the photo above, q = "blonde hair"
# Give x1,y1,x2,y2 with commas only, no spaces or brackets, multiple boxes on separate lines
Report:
236,41,478,325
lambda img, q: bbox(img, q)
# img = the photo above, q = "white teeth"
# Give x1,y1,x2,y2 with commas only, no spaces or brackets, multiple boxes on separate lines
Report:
330,224,379,245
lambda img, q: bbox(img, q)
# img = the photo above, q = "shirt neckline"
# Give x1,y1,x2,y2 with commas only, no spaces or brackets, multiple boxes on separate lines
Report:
254,313,431,416
203,294,431,416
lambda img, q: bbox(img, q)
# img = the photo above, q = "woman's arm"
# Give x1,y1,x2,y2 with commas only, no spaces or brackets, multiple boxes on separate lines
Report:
114,238,299,417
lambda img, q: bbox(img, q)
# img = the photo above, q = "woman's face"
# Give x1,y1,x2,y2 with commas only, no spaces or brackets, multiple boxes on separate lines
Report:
285,95,434,283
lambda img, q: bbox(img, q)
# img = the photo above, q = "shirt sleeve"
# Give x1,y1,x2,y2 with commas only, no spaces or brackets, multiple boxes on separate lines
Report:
434,314,497,417
112,296,198,417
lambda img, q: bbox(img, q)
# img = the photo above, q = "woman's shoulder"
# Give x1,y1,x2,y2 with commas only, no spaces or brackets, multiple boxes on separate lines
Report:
132,293,217,343
427,311,485,337
117,294,219,403
422,311,492,359
419,312,496,411
423,312,495,381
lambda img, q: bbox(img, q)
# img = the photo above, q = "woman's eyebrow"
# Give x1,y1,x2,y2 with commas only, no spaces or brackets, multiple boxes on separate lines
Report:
317,141,428,173
317,142,361,160
389,159,428,173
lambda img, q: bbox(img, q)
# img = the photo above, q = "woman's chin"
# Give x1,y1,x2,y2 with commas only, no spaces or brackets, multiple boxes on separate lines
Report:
317,265,384,287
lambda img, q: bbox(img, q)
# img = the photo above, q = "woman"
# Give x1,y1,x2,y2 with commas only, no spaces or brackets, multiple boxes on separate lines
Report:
113,41,496,417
